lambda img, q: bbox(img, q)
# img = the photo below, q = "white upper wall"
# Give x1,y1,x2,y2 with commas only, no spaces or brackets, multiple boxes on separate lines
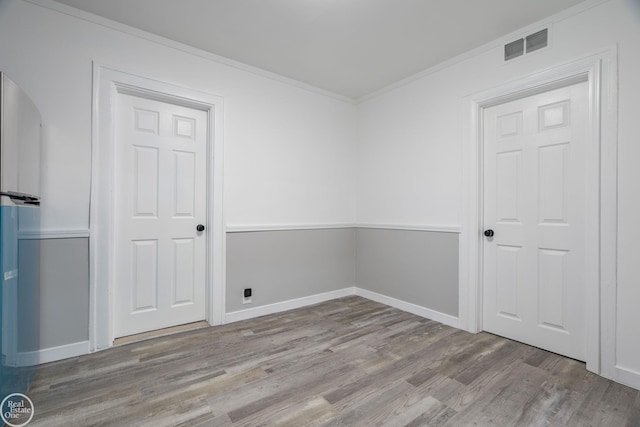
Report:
356,0,631,227
0,0,357,231
356,0,640,382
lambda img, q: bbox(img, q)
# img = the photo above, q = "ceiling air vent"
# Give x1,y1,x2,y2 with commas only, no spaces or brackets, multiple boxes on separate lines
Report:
504,28,549,61
504,39,524,61
526,28,548,53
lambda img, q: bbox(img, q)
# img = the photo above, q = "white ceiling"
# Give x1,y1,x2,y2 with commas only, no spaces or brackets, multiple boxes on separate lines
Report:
52,0,588,100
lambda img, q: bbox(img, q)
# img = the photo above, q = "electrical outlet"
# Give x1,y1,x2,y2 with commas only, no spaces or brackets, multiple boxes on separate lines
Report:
243,288,252,304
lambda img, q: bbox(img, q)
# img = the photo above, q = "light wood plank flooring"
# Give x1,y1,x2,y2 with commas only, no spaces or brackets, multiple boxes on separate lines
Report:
27,296,640,426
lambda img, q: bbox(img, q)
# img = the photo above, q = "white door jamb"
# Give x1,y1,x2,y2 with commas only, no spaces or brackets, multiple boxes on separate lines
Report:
459,48,618,377
90,64,225,351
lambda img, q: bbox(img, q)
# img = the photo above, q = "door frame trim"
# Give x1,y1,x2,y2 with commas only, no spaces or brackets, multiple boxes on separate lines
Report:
460,48,618,376
89,64,225,351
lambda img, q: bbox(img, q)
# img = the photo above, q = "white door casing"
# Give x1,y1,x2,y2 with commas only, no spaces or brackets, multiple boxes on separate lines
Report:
482,81,588,361
91,65,225,350
460,50,618,378
113,94,207,338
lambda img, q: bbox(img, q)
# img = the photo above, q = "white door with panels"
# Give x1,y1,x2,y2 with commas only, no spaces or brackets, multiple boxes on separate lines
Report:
114,93,208,338
482,81,589,361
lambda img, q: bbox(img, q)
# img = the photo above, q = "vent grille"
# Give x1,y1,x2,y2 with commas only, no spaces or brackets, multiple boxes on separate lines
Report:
504,28,549,61
526,29,548,53
504,39,524,61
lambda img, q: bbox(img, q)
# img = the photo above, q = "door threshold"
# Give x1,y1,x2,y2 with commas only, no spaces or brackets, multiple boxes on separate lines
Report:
114,321,210,346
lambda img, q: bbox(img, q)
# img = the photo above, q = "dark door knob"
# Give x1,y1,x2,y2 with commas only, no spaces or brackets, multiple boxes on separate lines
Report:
196,224,205,232
484,229,494,237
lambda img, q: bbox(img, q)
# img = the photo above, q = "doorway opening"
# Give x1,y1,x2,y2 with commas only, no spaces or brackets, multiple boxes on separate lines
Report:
90,65,225,350
460,50,617,377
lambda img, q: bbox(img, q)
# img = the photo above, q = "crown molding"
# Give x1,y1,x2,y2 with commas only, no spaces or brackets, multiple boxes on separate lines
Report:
24,0,356,105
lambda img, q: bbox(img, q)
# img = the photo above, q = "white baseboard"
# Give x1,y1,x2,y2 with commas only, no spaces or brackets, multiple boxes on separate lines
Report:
355,288,460,329
225,287,357,323
17,341,89,366
8,289,459,366
614,365,640,391
13,291,460,365
225,286,461,330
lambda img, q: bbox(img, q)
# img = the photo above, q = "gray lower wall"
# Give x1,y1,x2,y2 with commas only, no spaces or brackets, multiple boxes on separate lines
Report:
355,228,459,317
226,228,356,313
18,228,459,353
226,227,459,318
18,238,89,351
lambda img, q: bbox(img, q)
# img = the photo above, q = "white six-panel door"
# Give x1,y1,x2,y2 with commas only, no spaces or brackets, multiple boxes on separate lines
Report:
114,93,208,338
482,81,588,361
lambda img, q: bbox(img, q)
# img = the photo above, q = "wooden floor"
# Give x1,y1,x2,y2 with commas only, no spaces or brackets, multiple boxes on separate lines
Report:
28,296,640,426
